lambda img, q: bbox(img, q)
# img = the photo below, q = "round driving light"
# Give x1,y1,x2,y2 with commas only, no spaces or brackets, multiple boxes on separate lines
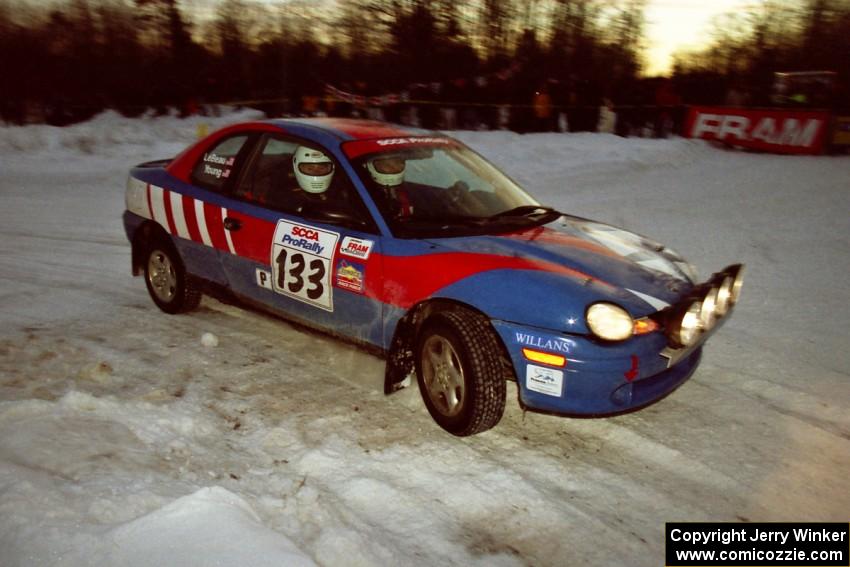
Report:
678,301,703,347
715,276,733,316
699,287,718,329
586,303,634,341
730,265,745,304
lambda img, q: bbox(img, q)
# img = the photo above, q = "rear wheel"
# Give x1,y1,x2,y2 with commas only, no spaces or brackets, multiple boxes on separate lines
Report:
415,309,506,436
143,238,201,314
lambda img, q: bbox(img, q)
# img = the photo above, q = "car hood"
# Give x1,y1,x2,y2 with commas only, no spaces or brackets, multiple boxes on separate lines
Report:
424,215,696,316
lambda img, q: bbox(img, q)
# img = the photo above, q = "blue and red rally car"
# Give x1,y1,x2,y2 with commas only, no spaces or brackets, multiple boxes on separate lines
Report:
123,118,744,436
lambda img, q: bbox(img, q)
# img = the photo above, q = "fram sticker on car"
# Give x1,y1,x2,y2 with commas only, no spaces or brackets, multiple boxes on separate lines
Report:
526,365,564,397
515,332,571,353
335,260,365,294
339,236,374,260
271,220,339,311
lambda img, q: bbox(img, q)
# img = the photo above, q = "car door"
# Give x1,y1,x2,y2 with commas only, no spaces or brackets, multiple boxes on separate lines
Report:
165,131,259,286
217,133,385,347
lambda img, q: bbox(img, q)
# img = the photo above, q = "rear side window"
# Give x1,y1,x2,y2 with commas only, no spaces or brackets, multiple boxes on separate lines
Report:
191,135,249,191
235,137,300,207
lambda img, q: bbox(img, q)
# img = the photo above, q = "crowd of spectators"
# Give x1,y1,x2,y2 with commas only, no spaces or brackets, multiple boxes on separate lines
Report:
285,77,689,139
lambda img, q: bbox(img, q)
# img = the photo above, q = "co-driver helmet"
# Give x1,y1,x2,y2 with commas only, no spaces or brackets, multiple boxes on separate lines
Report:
367,155,405,187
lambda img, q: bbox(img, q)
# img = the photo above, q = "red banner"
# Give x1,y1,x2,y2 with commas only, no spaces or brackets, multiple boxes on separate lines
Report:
685,106,830,155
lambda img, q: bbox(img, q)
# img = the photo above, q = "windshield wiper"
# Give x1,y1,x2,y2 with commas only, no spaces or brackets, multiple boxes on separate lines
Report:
487,205,559,221
392,208,561,237
395,214,481,226
391,215,487,238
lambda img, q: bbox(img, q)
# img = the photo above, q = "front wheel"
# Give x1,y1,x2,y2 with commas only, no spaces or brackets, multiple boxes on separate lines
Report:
415,309,506,436
143,239,201,314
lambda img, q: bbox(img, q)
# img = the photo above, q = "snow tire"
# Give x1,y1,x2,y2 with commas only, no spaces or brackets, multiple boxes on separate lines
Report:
415,308,506,436
143,236,201,314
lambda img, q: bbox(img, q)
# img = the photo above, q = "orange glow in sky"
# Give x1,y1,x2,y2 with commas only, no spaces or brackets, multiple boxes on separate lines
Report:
644,0,758,75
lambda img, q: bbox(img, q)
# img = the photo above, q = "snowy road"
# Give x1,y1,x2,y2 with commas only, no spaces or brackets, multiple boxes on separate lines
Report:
0,113,848,566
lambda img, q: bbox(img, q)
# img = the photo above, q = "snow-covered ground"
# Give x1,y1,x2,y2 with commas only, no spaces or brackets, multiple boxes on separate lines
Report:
0,111,848,567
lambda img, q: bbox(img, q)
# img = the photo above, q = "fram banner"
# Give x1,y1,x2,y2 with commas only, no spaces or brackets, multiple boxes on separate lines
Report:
685,106,830,155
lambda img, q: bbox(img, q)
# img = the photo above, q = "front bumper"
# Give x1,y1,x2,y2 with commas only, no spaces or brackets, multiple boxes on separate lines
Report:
492,320,708,416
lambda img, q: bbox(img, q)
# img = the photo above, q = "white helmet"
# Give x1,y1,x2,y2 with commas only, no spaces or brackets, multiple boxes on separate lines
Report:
293,146,334,194
367,155,405,187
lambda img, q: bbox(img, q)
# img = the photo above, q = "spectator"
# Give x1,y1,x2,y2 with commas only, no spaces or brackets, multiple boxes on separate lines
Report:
301,94,320,117
725,84,748,107
440,80,459,130
533,83,553,131
654,78,681,138
597,98,617,134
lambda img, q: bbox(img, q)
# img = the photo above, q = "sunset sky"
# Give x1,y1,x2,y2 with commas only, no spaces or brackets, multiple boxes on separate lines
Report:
177,0,761,77
24,0,761,78
643,0,757,75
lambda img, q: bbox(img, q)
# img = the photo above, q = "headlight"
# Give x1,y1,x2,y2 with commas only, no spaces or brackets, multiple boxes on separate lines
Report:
665,263,744,349
699,287,718,328
673,300,703,347
730,264,745,304
715,276,733,316
586,303,634,341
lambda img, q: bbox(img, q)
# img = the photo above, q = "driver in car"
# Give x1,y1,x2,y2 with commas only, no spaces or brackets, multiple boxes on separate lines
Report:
292,145,336,210
292,144,363,218
292,146,371,227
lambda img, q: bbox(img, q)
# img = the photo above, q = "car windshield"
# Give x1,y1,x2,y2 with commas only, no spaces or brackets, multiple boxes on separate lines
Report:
353,144,559,238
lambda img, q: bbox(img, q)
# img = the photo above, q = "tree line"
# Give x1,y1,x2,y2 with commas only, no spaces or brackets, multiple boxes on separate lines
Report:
672,0,850,108
1,0,648,124
0,0,846,126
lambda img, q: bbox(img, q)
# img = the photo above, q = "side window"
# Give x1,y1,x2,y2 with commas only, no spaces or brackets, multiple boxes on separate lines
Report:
235,137,299,208
236,135,378,234
191,135,249,191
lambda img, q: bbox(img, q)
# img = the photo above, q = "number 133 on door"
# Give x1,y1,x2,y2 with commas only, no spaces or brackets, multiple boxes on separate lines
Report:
271,220,340,312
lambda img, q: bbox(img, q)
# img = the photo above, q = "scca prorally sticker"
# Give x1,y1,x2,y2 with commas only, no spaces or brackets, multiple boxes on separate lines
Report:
376,137,452,146
339,236,374,260
335,260,365,294
526,364,564,397
271,221,339,311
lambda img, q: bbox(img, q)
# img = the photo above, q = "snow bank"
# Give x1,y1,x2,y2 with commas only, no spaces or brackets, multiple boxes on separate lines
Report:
95,487,316,567
0,392,316,567
0,107,264,158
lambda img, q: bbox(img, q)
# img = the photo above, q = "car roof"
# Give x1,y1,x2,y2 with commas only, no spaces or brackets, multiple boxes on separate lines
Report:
166,118,443,183
267,117,459,159
266,118,433,142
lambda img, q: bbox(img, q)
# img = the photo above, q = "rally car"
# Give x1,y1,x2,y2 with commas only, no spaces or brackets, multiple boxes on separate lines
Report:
123,118,744,436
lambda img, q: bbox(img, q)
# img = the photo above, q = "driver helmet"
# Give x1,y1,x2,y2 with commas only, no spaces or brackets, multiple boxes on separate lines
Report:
367,155,405,187
293,146,334,194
